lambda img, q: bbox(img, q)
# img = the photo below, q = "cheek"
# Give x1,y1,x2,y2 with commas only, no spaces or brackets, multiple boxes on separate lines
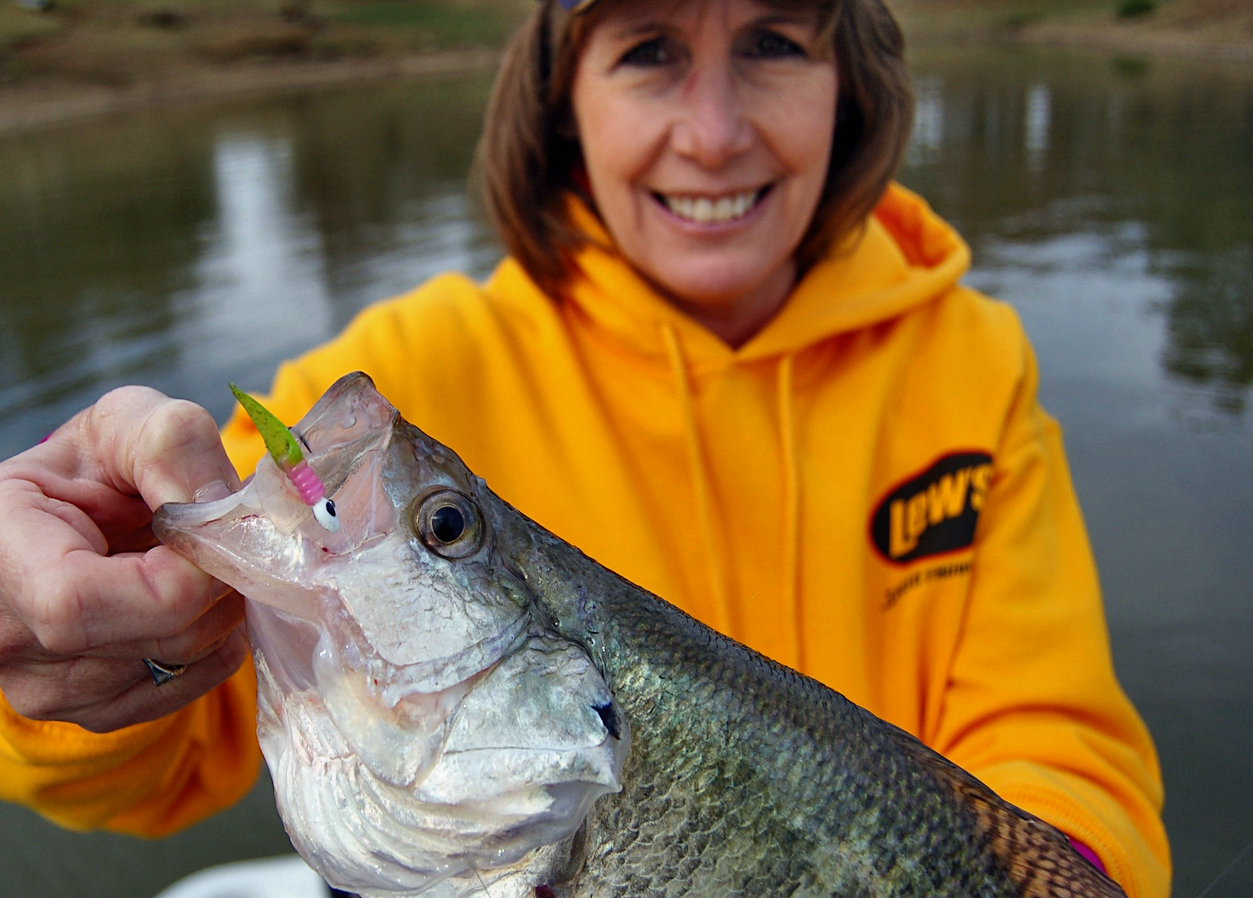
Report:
572,89,616,196
798,87,838,176
572,75,667,204
770,74,838,177
578,99,646,193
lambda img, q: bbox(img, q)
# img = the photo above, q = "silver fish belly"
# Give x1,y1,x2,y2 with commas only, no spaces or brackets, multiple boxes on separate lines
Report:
154,372,1126,898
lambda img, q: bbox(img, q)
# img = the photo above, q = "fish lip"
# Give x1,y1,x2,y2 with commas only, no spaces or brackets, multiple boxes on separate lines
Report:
153,473,340,622
153,488,254,541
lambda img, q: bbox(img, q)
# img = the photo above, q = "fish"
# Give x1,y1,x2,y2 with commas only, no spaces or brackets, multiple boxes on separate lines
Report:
153,371,1128,898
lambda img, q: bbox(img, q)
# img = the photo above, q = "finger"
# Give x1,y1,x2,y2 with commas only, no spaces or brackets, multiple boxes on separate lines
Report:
2,389,240,547
5,628,250,733
11,387,236,508
95,589,246,664
103,391,242,509
90,628,251,732
17,543,233,657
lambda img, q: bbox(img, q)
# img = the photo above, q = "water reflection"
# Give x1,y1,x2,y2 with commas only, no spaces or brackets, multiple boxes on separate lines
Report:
901,47,1253,419
1023,82,1050,170
0,114,215,446
1160,245,1253,413
0,72,501,454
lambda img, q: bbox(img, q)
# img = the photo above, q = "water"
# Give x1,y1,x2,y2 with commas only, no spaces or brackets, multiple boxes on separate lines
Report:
0,44,1251,898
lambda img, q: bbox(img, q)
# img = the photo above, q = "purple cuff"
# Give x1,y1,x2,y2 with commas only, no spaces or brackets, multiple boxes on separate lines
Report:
1068,836,1106,874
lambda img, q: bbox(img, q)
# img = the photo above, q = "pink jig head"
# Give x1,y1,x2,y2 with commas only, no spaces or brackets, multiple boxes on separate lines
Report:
229,384,340,532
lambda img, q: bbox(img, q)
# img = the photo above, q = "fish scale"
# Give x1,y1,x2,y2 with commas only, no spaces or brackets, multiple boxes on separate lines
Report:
154,372,1127,898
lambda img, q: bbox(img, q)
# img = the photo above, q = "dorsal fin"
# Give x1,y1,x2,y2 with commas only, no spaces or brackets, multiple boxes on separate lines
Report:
911,743,1128,898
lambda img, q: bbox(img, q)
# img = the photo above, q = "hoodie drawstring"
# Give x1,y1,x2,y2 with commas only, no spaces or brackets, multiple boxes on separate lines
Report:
661,324,805,670
661,324,733,635
776,354,804,671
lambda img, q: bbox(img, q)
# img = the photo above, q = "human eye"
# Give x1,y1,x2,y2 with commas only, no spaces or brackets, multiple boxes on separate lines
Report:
741,27,807,60
618,35,678,68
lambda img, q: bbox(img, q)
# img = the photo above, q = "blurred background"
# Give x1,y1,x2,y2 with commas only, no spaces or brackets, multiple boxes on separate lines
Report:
1,1,1251,896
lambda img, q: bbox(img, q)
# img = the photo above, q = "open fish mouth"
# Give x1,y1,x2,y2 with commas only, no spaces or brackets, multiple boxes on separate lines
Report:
155,374,627,898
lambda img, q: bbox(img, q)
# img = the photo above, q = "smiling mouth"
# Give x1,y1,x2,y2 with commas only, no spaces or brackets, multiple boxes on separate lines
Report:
656,187,769,225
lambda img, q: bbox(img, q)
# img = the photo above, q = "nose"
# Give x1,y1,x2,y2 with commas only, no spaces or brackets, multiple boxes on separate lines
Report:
671,65,753,168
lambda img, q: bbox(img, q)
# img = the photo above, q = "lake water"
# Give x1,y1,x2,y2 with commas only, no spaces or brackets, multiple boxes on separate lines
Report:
1,43,1251,898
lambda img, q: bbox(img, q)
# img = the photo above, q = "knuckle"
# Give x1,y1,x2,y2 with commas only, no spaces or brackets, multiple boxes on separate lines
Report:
24,585,89,657
141,557,212,628
142,399,220,456
90,386,165,440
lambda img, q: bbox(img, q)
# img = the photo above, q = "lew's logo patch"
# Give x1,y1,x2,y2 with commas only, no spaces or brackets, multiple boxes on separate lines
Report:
871,452,993,565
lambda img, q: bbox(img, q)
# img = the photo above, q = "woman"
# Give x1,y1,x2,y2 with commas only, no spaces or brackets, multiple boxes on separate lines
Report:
0,0,1169,894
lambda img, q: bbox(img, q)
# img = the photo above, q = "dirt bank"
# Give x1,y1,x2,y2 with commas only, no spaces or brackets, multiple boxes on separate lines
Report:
0,0,520,136
2,0,1251,138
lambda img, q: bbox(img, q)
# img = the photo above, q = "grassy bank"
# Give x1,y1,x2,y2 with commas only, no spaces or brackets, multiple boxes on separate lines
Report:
892,0,1253,59
0,0,528,85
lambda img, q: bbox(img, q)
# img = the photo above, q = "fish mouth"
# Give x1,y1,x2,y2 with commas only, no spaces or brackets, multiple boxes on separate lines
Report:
155,373,628,897
154,372,400,619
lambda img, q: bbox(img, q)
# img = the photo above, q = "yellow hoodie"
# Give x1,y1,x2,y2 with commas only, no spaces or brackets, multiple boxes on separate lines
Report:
0,185,1169,896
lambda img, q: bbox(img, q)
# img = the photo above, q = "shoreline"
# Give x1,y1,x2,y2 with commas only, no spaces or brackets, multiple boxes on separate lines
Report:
902,20,1253,65
2,4,1252,138
894,0,1253,63
0,49,501,138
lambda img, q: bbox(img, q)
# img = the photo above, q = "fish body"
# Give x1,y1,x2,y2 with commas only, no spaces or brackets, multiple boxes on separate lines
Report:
154,373,1125,898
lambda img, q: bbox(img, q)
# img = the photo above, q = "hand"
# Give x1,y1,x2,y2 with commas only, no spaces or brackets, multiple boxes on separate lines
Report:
0,387,249,732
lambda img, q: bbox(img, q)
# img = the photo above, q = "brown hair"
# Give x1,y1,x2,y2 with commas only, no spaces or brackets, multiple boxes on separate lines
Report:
476,0,913,297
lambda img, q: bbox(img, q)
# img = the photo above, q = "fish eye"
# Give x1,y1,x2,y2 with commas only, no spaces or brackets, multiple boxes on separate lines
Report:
415,490,483,559
430,505,464,542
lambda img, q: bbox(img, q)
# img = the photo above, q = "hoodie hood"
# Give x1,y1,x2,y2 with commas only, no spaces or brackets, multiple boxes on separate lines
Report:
562,182,971,366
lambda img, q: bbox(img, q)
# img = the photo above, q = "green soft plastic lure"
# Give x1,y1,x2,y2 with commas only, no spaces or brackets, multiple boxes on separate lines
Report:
230,384,339,532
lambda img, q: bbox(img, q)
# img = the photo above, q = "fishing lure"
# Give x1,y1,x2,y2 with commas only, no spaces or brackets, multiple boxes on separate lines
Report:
230,384,339,532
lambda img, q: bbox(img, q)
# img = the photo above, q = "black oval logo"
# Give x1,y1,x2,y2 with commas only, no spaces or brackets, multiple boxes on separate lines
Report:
870,452,994,565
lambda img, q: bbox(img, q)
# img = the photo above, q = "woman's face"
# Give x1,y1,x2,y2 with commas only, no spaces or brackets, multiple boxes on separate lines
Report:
571,0,837,346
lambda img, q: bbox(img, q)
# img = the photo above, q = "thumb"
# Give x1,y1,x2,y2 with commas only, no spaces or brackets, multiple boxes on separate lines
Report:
88,387,242,510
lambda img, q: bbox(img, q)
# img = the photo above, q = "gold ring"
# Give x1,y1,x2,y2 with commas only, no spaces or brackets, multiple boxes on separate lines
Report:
143,658,188,687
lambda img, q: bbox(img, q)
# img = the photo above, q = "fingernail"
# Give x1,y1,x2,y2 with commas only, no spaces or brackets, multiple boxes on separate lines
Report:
194,480,235,503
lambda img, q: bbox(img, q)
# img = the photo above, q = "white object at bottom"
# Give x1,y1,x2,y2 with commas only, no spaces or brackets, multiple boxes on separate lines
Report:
151,854,330,898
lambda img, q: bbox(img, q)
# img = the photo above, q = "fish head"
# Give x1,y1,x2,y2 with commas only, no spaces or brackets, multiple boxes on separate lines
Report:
154,373,627,898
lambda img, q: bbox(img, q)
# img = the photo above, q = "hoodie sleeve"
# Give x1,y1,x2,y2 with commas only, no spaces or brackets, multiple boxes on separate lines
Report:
0,663,261,835
932,324,1170,898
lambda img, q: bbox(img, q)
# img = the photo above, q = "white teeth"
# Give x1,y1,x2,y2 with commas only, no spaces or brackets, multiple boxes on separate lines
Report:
663,190,759,224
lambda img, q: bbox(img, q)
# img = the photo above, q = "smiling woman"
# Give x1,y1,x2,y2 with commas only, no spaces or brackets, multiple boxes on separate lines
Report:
477,0,911,321
0,0,1169,896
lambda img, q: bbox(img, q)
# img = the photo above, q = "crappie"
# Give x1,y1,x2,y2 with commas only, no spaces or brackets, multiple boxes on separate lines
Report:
154,372,1127,898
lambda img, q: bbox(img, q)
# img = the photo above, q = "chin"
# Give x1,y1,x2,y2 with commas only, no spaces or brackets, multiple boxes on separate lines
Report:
659,264,786,317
